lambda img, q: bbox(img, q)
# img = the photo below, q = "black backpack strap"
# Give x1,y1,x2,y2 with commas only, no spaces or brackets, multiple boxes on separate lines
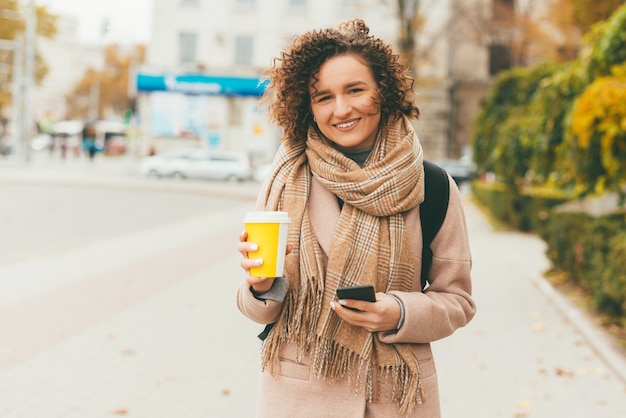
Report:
258,323,274,340
419,160,450,291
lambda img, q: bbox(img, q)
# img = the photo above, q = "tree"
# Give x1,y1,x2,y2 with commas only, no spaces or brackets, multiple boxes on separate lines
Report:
445,0,624,74
0,0,57,113
546,0,624,60
65,44,146,120
394,0,423,74
569,0,624,33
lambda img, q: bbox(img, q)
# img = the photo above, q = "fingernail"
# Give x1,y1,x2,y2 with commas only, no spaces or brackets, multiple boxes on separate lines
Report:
253,258,263,266
249,244,258,251
330,302,336,311
338,300,347,306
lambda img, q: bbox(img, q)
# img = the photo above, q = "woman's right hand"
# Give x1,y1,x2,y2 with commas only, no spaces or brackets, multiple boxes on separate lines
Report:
238,230,276,294
238,231,293,294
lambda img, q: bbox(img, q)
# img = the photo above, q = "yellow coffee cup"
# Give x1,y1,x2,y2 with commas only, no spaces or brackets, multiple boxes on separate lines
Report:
243,211,291,278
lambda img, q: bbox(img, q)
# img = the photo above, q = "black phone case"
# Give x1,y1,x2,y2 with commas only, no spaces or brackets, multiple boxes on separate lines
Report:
336,285,376,302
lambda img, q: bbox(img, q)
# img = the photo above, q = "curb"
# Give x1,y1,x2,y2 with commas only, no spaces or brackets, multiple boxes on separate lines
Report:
530,272,626,385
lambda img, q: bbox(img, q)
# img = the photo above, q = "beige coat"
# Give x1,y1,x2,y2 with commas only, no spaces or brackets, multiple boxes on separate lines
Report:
237,175,476,417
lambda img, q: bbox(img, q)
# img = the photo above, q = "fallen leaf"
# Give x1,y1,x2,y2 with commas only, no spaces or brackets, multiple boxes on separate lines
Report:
121,348,135,356
516,400,533,409
221,388,231,396
555,366,573,377
513,410,528,417
113,407,128,415
531,322,546,331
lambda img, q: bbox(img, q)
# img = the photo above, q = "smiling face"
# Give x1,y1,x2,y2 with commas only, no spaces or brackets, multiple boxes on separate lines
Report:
309,53,381,150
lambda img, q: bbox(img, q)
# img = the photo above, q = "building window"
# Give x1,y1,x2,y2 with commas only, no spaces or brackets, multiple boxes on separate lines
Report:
489,44,512,76
180,32,197,65
493,0,515,21
288,0,307,12
235,36,253,66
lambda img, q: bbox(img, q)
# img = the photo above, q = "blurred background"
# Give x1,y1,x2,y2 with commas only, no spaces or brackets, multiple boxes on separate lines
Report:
1,1,626,417
0,0,619,165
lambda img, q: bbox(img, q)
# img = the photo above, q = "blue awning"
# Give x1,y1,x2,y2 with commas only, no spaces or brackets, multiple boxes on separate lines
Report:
136,73,267,97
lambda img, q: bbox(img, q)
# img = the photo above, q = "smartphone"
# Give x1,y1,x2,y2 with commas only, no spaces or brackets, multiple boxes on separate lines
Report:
336,285,376,305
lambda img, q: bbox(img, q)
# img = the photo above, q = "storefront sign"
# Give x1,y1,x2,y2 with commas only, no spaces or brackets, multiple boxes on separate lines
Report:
136,73,267,97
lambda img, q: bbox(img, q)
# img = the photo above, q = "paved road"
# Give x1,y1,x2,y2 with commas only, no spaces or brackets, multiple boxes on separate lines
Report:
0,154,625,417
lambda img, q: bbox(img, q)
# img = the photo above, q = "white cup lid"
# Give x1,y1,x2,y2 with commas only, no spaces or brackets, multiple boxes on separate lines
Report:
243,211,291,223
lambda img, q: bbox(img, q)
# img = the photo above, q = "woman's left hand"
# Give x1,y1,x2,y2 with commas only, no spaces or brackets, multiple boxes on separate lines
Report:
330,292,401,333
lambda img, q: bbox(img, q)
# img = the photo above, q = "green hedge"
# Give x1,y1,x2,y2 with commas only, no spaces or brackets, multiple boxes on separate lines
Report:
471,181,570,231
537,210,626,319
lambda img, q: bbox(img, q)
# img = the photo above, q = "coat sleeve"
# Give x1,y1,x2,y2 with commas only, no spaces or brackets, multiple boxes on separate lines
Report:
378,177,476,344
236,279,286,325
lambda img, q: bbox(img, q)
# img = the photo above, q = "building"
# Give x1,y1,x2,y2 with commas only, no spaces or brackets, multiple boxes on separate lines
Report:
138,0,544,161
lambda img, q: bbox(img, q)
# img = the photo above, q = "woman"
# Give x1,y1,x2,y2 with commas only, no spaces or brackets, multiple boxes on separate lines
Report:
237,19,476,417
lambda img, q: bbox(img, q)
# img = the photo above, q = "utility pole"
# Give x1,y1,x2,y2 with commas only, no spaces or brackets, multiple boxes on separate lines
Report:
1,1,36,163
21,0,37,162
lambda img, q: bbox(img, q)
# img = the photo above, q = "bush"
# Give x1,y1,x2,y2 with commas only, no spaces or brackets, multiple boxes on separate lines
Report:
472,181,570,231
537,211,592,282
537,209,626,319
585,4,626,80
566,65,626,198
472,63,559,176
592,231,626,317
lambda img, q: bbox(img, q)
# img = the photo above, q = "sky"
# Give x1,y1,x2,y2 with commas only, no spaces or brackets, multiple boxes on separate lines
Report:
40,0,153,44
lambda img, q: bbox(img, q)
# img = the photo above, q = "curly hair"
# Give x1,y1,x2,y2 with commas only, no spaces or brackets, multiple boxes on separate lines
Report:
261,18,419,144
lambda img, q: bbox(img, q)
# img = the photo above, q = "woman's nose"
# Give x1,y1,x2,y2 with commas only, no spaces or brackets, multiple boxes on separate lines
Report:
334,96,352,117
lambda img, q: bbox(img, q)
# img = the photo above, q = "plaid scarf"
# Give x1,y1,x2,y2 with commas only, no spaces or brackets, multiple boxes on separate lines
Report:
259,115,425,414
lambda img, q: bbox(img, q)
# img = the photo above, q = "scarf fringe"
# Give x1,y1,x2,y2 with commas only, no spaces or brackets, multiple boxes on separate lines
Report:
263,332,425,416
313,336,424,415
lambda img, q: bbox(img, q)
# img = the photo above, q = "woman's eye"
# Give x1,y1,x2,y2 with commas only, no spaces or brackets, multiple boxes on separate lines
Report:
349,88,363,94
317,95,331,102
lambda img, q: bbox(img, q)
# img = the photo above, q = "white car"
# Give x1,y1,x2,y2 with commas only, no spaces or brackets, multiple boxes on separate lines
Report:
138,148,196,177
139,148,252,181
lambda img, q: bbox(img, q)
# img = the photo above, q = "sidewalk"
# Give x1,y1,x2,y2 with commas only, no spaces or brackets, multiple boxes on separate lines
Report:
0,155,625,417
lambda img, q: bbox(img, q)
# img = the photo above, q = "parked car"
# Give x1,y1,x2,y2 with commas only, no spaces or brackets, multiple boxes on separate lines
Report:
30,133,52,151
433,159,476,185
138,148,252,181
138,148,200,177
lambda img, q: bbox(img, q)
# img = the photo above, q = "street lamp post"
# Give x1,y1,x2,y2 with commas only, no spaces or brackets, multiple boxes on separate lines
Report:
21,0,36,163
0,1,37,163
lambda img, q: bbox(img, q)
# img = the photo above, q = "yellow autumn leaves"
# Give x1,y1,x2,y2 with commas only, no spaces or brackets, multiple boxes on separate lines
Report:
570,64,626,194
